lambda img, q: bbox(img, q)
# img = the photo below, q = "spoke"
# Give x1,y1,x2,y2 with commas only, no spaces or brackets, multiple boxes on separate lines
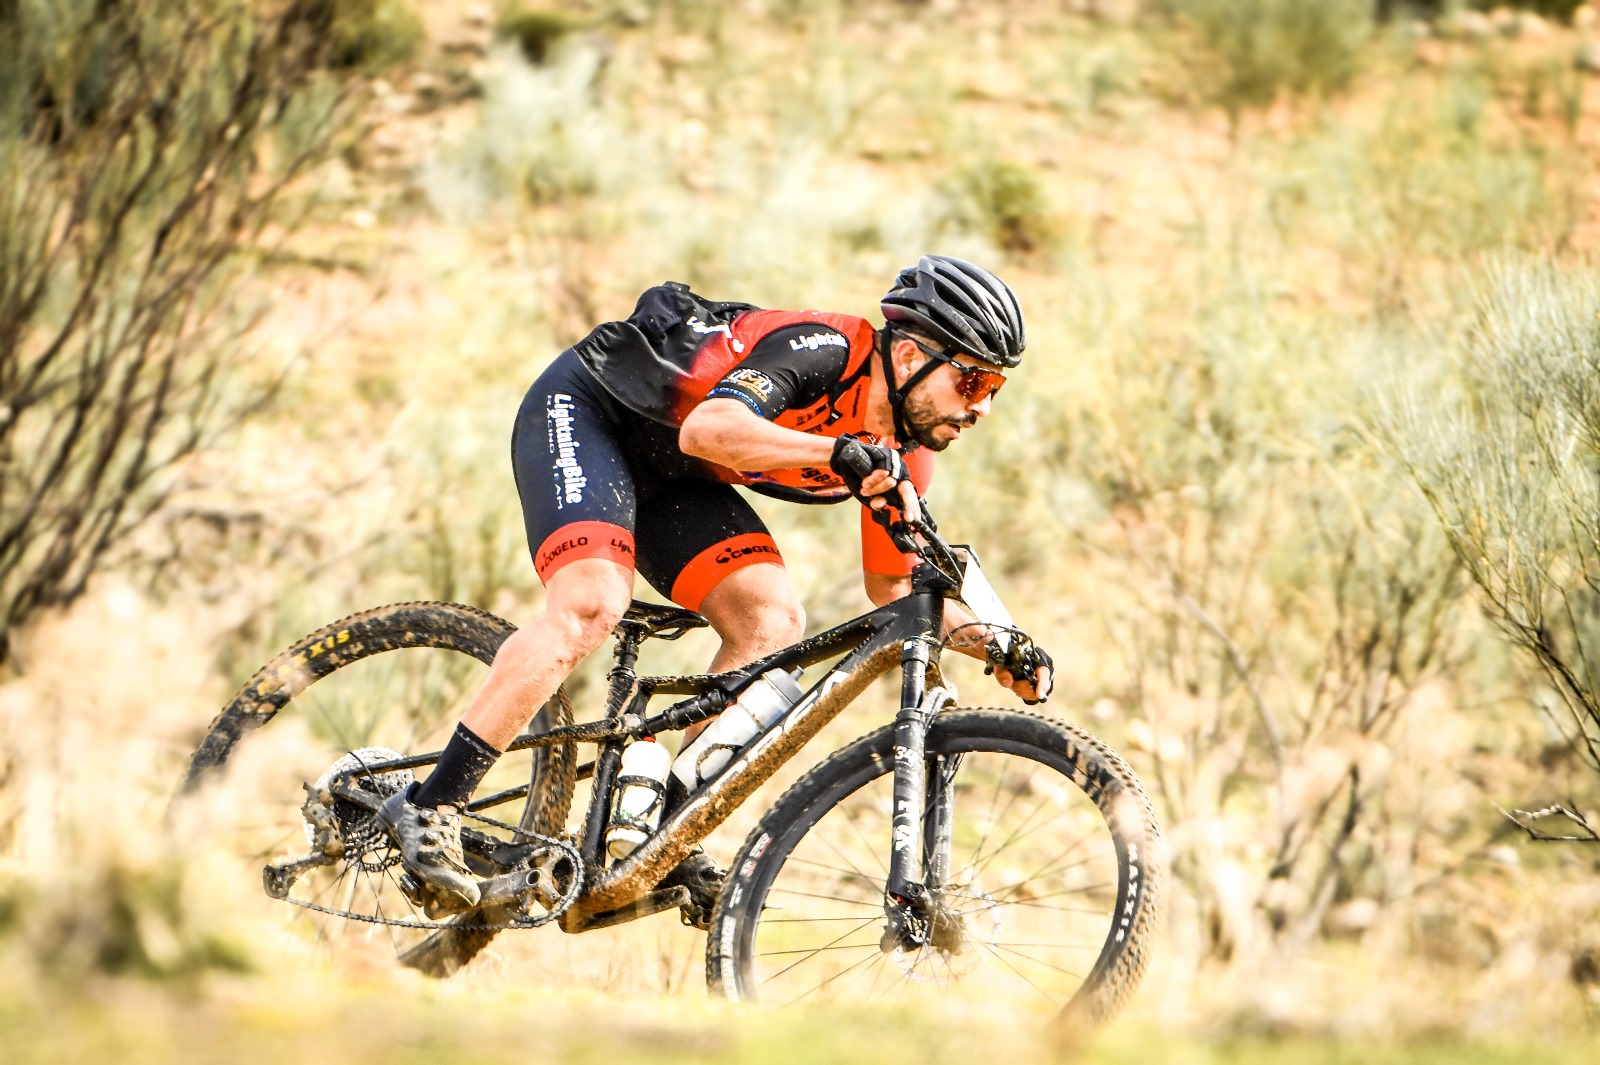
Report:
781,855,882,892
954,898,1107,919
766,886,884,910
969,756,1016,871
969,788,1070,880
977,939,1054,1003
381,862,430,927
814,824,884,889
938,884,1110,918
838,805,892,879
975,822,1098,888
359,868,403,955
761,915,886,924
757,941,882,958
758,915,881,987
863,951,894,1003
783,946,883,1008
994,880,1116,908
975,853,1103,903
991,943,1087,982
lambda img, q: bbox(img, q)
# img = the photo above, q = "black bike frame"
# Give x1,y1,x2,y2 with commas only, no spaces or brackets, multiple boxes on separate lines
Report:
334,554,969,935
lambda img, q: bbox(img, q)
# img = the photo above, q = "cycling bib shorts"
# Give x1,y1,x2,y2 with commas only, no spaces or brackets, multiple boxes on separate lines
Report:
511,350,781,611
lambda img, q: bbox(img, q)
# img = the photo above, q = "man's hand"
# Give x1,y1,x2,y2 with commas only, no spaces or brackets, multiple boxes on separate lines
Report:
830,436,921,522
988,643,1053,705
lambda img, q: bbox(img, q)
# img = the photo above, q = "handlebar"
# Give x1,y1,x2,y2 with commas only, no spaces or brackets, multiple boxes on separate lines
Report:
832,439,965,581
835,440,1048,696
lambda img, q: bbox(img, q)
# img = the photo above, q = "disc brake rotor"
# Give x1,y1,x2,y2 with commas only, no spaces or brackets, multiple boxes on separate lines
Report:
893,883,1003,983
307,746,413,872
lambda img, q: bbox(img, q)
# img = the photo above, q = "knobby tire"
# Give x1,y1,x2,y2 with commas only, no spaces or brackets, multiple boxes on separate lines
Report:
177,600,576,978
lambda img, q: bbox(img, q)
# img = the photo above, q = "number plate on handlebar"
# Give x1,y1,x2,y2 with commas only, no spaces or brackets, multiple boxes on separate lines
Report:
953,546,1014,654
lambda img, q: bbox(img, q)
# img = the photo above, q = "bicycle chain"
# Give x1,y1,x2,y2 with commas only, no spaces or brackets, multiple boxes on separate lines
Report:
278,807,586,932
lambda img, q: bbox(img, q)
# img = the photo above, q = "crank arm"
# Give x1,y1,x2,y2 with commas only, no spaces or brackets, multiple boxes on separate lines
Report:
475,862,567,911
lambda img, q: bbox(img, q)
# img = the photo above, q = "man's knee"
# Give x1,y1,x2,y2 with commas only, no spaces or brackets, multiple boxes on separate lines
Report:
751,597,806,647
701,565,806,651
544,561,633,657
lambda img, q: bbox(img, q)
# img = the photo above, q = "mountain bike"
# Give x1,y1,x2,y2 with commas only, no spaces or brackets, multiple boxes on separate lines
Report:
180,497,1163,1025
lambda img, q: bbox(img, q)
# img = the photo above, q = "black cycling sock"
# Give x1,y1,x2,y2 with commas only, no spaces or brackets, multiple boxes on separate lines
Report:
413,722,501,810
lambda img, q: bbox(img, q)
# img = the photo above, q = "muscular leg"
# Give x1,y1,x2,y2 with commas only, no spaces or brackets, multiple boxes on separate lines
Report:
461,557,635,751
697,562,807,675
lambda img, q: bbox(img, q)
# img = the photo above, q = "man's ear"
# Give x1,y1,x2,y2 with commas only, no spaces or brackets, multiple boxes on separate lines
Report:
890,336,922,380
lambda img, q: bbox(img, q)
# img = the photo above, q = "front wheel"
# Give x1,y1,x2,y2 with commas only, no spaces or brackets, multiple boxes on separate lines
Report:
706,709,1162,1026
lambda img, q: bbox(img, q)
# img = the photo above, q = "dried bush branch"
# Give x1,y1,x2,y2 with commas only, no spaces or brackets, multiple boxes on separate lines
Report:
0,0,351,659
1496,803,1600,844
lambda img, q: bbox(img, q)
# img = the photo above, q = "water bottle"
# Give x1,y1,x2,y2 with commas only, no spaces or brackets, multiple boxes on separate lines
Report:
671,668,804,790
606,737,672,861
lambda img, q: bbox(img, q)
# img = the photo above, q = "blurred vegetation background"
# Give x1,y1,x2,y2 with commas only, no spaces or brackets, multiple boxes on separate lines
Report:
3,0,1600,1060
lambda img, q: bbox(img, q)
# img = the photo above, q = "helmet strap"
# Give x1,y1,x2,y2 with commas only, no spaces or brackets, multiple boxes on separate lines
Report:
879,327,941,450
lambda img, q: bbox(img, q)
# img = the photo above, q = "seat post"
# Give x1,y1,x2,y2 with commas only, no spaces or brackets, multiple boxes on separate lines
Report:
581,620,648,867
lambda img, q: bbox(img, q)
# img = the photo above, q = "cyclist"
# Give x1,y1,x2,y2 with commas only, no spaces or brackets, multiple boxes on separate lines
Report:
380,255,1055,922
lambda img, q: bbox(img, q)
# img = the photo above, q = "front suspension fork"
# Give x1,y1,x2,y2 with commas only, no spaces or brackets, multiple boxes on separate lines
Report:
882,638,954,948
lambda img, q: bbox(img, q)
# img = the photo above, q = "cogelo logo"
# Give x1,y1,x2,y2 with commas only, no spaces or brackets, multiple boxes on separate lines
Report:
715,542,779,565
540,535,589,567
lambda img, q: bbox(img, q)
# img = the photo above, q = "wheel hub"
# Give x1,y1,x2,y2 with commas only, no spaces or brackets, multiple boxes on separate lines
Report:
891,882,1002,982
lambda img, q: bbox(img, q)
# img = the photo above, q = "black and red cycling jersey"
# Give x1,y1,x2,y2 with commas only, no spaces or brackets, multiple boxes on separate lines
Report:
511,285,932,609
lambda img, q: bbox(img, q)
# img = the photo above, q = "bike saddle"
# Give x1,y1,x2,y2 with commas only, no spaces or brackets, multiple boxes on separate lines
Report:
617,600,708,640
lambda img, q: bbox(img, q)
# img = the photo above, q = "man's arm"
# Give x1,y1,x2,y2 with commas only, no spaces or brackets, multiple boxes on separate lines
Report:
680,398,836,472
681,399,915,508
863,571,1052,702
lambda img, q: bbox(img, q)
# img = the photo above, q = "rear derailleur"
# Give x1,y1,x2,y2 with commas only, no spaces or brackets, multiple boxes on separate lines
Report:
263,780,583,929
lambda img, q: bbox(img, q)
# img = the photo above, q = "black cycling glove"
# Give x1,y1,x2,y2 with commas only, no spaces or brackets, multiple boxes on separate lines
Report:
830,434,910,508
986,640,1055,705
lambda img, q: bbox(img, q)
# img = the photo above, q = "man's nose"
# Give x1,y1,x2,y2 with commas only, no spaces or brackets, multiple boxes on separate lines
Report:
970,392,994,417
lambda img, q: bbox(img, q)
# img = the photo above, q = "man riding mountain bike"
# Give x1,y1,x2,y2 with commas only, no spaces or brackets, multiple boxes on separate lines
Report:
378,254,1055,926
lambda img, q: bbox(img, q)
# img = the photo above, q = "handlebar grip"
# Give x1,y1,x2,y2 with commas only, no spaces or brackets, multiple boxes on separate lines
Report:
835,439,875,479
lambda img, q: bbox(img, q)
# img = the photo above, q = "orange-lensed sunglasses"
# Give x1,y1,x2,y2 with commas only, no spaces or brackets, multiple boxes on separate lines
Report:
904,336,1007,403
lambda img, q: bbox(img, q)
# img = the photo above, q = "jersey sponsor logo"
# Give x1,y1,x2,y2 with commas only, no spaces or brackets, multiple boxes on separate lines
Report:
715,541,780,565
721,368,776,399
687,315,745,353
788,330,847,352
547,393,587,506
539,534,589,568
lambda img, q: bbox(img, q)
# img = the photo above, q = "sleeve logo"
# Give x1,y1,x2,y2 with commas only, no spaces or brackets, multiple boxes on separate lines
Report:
723,368,776,398
788,331,848,352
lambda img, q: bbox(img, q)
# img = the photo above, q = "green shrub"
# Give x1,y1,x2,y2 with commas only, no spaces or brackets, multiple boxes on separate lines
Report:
937,159,1056,255
1378,1,1586,23
287,0,424,73
499,7,581,64
1384,259,1600,770
1165,0,1374,126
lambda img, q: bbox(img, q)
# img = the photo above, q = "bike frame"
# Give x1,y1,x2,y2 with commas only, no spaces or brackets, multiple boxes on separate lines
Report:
332,517,986,938
556,559,959,932
335,564,964,935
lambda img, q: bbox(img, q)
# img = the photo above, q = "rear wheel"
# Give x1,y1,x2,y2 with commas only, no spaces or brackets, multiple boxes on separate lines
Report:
706,709,1161,1026
178,601,577,975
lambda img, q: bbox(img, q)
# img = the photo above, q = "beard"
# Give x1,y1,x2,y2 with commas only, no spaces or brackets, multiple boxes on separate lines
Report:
902,390,977,452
